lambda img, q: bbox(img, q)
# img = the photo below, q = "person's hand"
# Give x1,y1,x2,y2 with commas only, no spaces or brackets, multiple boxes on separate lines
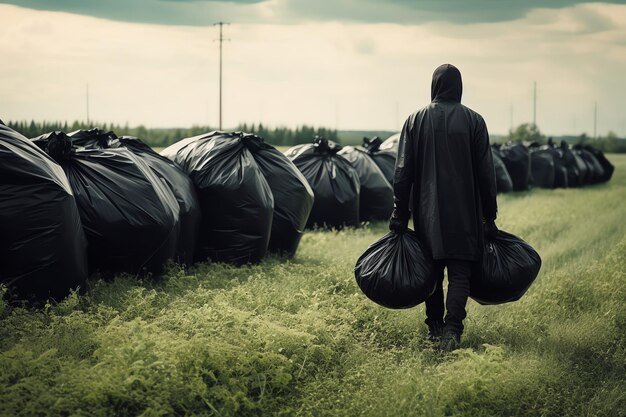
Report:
484,219,498,239
389,210,409,234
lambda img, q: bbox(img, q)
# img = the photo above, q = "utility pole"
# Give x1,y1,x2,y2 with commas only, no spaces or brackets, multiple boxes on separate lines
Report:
86,84,90,124
593,101,597,139
533,81,537,127
214,22,230,131
510,104,513,131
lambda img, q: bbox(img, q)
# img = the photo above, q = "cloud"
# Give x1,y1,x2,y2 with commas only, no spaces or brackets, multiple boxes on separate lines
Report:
0,2,624,136
1,0,626,26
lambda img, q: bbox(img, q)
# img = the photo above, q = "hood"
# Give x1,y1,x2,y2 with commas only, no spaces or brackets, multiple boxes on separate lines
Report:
431,64,462,103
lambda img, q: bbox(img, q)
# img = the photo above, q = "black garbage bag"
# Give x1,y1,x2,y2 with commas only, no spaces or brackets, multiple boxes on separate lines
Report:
580,144,614,183
1,125,88,301
33,131,180,276
470,230,541,305
161,132,285,263
362,136,397,185
529,149,556,188
286,138,360,229
338,145,393,221
491,147,513,193
573,146,605,185
355,230,435,309
499,144,531,191
380,133,400,152
250,139,314,257
540,145,568,188
111,136,201,266
559,141,587,187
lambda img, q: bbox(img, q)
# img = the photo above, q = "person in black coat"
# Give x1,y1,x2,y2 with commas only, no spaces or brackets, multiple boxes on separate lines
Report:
389,64,498,351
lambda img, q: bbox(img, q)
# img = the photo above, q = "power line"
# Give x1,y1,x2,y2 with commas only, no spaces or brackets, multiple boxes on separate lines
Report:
214,22,230,131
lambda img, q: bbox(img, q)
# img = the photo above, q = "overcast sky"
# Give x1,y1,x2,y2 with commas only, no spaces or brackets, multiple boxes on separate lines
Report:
1,0,625,136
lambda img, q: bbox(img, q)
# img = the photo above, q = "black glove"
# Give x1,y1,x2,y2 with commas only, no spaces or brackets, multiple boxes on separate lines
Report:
484,219,498,239
389,210,409,234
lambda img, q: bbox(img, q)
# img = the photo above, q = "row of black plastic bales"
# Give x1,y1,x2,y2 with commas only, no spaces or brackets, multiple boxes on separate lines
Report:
1,125,316,301
284,136,398,229
491,141,614,193
379,132,615,193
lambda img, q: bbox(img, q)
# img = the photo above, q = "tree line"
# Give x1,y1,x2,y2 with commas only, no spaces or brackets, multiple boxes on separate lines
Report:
506,123,626,153
4,120,338,148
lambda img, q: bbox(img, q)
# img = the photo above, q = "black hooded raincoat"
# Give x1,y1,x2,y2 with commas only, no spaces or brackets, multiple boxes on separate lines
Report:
393,64,497,261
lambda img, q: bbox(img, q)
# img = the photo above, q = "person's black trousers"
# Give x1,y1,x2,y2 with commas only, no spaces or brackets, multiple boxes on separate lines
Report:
424,259,473,335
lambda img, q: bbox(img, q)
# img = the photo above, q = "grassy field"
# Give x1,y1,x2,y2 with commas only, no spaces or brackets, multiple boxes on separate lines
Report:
1,156,625,417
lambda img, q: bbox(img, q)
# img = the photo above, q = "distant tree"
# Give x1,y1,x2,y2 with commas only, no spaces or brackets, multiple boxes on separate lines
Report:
508,123,545,144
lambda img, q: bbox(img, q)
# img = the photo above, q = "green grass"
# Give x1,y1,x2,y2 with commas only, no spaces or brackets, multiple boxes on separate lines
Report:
1,156,625,417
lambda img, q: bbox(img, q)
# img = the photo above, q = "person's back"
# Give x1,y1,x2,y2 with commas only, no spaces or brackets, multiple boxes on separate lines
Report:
390,64,498,350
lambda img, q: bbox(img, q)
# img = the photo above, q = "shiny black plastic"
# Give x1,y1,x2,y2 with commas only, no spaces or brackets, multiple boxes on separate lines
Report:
491,147,513,193
573,147,605,185
286,138,360,229
470,230,541,305
579,145,614,182
338,145,393,221
560,141,588,187
499,144,531,191
540,145,569,188
114,136,201,266
529,149,556,188
362,136,397,185
33,130,180,276
354,230,435,309
162,132,276,264
252,145,314,257
380,133,400,152
1,125,88,301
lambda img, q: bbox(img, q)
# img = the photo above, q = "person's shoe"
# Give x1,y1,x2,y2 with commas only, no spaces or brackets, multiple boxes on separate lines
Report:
426,320,444,342
440,330,461,352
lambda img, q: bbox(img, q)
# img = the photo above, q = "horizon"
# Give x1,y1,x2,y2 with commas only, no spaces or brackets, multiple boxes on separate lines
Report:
1,1,625,137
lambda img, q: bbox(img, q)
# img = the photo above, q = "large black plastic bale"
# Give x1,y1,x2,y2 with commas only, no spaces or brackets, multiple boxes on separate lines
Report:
252,144,314,257
559,142,587,187
1,125,88,301
33,130,180,276
354,230,435,309
580,145,614,182
529,149,556,188
470,230,541,305
499,144,531,191
338,146,393,221
541,146,569,188
114,136,201,266
362,136,397,186
380,133,400,152
573,146,605,185
491,147,513,193
286,138,360,229
162,132,275,264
